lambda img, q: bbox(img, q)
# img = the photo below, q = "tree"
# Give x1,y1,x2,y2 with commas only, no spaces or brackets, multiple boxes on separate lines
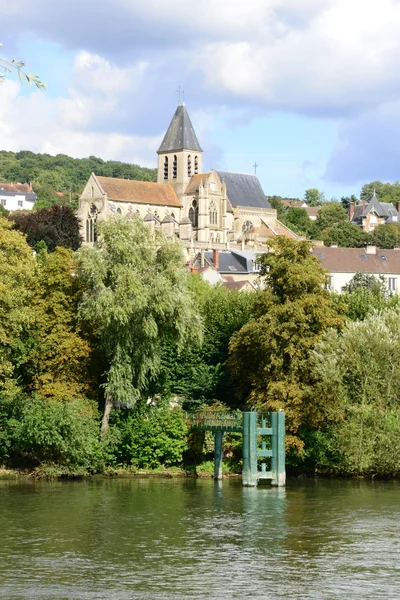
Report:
267,196,286,221
0,217,36,399
370,223,400,249
304,188,325,206
228,237,345,450
315,202,347,232
340,194,358,212
11,205,82,252
322,221,369,248
360,180,400,205
76,216,202,434
311,309,400,475
342,272,386,295
284,207,312,235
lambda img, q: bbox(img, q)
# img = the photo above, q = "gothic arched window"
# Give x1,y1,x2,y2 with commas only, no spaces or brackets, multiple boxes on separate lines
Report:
187,155,192,177
209,200,218,226
164,156,169,180
189,199,198,228
86,203,98,243
194,156,199,174
173,155,177,179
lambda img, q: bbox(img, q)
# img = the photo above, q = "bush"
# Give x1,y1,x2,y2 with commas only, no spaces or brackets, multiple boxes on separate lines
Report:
0,396,103,473
110,399,188,469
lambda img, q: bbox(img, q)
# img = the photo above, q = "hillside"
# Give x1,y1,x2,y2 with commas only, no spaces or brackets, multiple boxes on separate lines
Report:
0,150,157,197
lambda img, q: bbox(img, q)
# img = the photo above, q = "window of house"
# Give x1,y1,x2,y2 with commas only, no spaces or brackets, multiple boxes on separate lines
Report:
209,200,218,225
173,155,177,179
194,156,199,174
164,156,169,180
1,199,6,206
187,155,192,177
18,200,23,207
388,277,397,294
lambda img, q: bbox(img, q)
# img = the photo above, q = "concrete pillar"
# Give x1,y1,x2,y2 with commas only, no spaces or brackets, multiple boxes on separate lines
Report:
214,431,223,480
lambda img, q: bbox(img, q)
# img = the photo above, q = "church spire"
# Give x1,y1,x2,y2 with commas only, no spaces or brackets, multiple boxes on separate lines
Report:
157,104,202,154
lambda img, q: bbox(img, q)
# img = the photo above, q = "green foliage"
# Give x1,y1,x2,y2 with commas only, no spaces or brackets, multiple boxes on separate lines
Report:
340,194,358,212
0,395,102,472
304,188,325,206
322,220,369,247
76,216,201,428
315,201,348,231
0,151,156,208
229,237,345,450
267,195,286,220
156,276,257,409
343,271,386,295
311,309,400,475
109,400,188,469
284,207,312,236
370,223,400,249
360,180,400,205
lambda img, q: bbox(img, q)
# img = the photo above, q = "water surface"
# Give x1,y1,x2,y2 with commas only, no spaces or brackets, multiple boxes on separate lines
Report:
0,477,398,599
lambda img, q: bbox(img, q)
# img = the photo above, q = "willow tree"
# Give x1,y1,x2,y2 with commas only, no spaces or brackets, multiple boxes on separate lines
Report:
228,237,345,450
76,216,202,434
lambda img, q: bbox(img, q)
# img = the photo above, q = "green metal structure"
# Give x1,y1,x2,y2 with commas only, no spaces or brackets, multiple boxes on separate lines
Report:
188,411,285,487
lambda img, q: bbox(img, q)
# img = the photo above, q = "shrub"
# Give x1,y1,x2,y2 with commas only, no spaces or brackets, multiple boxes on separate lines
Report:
110,399,188,469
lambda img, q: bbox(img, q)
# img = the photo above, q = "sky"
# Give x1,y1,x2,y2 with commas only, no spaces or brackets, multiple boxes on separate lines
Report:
1,0,400,199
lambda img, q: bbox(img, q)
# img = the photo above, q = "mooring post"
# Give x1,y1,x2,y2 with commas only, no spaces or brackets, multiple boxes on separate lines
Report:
214,430,224,480
242,412,258,486
271,412,286,486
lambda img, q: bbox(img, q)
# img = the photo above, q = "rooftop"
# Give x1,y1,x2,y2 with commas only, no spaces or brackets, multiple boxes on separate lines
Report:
157,104,202,154
95,175,182,208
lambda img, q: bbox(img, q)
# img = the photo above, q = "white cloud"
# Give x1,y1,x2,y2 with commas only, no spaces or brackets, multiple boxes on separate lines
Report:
0,54,160,166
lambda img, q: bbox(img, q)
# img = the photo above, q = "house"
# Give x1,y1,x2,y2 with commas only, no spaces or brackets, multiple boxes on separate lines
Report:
280,198,321,220
350,191,400,232
311,245,400,294
0,183,36,211
192,249,262,284
78,103,298,252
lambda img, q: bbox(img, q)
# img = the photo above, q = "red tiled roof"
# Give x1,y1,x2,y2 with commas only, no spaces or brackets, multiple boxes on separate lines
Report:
96,175,182,208
0,183,31,193
312,247,400,274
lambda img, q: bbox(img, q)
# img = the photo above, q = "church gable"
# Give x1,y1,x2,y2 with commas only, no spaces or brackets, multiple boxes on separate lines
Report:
80,173,105,200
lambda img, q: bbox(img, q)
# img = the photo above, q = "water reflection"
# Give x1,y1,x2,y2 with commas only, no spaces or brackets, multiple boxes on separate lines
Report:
0,478,398,599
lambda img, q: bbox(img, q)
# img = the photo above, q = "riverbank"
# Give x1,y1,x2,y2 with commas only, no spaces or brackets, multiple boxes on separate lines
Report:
0,462,241,481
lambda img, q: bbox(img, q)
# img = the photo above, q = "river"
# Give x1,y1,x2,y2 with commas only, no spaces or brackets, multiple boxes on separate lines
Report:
0,477,398,599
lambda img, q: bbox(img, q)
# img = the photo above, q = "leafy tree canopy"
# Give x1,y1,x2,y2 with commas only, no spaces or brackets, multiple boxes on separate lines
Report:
11,205,82,252
76,216,202,433
360,180,400,205
228,237,345,450
315,201,347,231
322,220,369,248
304,188,325,206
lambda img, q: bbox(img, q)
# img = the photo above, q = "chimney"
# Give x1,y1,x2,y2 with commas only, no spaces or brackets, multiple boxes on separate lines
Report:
396,201,400,213
349,202,355,220
365,245,377,254
213,249,219,269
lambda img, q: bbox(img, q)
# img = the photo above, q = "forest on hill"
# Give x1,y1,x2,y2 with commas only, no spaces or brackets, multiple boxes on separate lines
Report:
0,150,157,208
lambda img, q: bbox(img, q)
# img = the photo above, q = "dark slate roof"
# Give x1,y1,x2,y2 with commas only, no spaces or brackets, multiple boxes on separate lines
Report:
157,104,202,154
215,171,271,209
194,250,259,274
351,191,400,224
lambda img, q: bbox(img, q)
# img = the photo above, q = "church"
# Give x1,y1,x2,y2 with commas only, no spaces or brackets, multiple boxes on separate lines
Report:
78,103,298,253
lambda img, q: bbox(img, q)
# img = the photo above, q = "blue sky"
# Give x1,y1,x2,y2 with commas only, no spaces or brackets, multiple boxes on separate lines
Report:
1,0,400,200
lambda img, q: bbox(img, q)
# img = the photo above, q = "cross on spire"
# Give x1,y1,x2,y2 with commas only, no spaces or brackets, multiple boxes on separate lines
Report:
176,84,185,105
253,162,259,175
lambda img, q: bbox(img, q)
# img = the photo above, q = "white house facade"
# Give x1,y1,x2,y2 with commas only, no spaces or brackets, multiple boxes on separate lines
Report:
0,183,36,211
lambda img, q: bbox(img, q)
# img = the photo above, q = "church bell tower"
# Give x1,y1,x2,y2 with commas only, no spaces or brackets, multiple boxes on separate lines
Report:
157,103,203,200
